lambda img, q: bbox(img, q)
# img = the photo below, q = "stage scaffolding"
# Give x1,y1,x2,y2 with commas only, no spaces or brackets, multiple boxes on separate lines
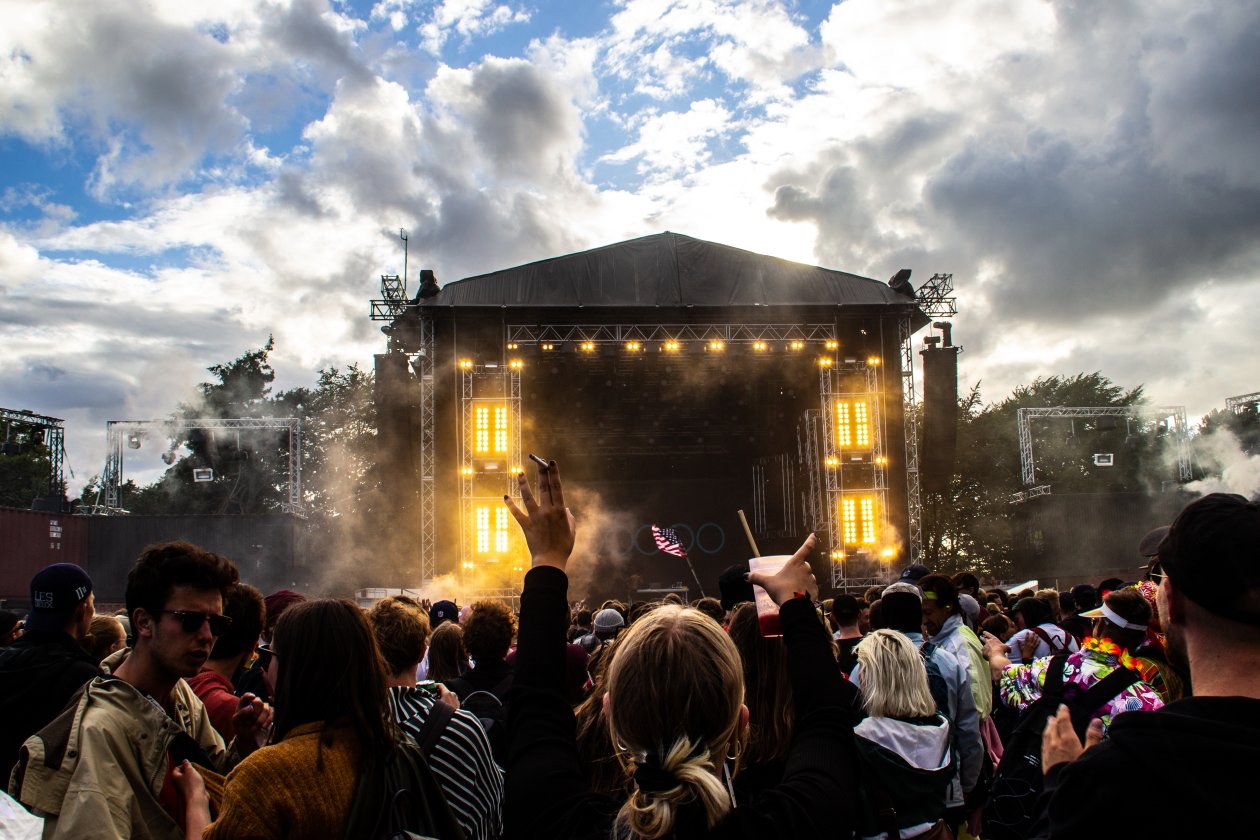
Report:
1016,405,1192,487
0,408,65,499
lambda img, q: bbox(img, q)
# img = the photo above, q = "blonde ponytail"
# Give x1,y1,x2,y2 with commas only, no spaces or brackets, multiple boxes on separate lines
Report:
615,736,731,839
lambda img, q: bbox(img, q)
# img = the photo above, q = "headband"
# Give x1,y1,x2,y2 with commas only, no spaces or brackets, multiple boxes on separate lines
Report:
1100,603,1147,631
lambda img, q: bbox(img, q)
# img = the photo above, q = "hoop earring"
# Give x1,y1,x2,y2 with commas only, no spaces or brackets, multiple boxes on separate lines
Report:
725,741,741,762
615,738,629,753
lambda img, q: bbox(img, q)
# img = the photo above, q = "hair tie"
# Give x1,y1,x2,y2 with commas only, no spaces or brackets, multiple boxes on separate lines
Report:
633,761,680,794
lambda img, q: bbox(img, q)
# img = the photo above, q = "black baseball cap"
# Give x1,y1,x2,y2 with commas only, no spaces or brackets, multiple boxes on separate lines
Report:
429,600,458,627
898,563,931,583
26,563,93,632
1159,493,1260,625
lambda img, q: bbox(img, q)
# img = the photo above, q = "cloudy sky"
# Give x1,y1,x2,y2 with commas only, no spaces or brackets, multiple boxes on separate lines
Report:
2,0,1258,492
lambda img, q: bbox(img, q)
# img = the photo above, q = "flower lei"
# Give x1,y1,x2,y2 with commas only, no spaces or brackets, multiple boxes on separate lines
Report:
1082,636,1139,671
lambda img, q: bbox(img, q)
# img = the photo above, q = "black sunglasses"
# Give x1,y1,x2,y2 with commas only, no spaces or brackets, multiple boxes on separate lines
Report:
257,642,277,659
158,610,233,636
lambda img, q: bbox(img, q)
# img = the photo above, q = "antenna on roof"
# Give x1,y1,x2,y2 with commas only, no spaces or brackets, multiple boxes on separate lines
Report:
399,228,409,296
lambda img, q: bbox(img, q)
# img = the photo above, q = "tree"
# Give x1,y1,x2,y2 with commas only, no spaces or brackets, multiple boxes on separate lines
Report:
0,418,62,508
922,373,1154,579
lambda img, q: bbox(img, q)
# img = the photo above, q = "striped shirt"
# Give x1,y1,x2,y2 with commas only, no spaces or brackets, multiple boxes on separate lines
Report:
388,685,505,840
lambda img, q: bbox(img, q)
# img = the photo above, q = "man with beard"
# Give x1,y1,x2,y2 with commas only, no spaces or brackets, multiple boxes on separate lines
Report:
1035,493,1260,836
10,542,270,840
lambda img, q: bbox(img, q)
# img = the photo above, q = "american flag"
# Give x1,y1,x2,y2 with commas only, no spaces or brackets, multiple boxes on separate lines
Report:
652,525,688,558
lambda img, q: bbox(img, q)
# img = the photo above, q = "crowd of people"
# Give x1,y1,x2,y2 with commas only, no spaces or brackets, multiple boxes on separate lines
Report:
0,460,1256,839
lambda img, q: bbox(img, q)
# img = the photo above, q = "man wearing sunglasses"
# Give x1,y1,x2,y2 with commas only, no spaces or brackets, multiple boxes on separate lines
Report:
11,541,271,840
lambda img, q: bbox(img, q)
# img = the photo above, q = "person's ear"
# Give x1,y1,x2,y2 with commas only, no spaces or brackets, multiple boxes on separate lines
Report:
132,608,155,640
738,704,750,736
1161,577,1186,627
602,691,611,721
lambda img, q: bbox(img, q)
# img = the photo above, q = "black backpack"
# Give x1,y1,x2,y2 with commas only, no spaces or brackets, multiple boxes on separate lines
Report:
983,654,1138,840
447,674,512,762
343,735,466,840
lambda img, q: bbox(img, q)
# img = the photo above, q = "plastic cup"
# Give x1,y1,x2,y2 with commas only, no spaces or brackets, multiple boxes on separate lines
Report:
748,555,791,637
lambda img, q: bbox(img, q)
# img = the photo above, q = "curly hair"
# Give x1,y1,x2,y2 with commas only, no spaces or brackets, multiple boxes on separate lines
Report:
125,541,238,627
368,596,431,675
462,600,516,665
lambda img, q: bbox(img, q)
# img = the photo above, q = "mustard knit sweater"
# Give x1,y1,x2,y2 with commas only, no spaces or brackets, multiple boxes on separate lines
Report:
204,720,362,840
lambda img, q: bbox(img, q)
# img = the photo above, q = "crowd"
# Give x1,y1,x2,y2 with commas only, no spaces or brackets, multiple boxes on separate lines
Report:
0,460,1256,839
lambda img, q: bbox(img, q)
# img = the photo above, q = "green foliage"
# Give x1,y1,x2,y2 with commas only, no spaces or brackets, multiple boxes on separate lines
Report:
0,421,60,508
1198,404,1260,455
922,373,1161,580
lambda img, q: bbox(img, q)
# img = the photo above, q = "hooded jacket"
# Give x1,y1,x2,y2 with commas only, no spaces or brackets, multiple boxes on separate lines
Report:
9,663,227,840
929,614,992,718
853,714,954,839
1033,696,1260,837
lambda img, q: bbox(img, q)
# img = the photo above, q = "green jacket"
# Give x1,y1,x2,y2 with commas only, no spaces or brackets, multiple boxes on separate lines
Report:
9,670,227,840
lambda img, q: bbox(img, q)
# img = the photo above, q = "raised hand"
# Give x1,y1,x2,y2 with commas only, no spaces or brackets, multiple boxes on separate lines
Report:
504,459,576,570
232,692,273,757
746,533,819,605
1041,705,1104,772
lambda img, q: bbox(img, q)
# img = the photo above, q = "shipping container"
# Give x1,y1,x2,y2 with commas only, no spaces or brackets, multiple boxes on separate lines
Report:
0,506,91,606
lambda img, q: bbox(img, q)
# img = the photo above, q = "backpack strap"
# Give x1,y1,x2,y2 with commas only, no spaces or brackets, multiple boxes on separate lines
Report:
920,641,937,659
1040,653,1070,703
1031,626,1065,654
415,698,457,758
1067,665,1140,735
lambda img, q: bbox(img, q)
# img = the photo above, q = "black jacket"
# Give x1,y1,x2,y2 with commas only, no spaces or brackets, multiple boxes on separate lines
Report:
1035,696,1260,837
0,630,101,782
504,565,860,840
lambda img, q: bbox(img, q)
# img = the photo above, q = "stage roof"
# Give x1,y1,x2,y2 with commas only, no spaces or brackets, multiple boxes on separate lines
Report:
419,232,919,311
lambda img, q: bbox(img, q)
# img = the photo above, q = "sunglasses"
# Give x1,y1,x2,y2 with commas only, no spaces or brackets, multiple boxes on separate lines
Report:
158,610,233,636
257,642,277,660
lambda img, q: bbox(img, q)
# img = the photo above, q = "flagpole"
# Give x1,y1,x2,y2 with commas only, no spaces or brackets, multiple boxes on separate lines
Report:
684,553,706,599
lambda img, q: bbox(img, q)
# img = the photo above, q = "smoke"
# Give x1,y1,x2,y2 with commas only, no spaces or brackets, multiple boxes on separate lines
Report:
1185,427,1260,499
558,486,641,602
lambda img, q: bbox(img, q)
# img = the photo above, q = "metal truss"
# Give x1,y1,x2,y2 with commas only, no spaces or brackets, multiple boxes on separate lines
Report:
1017,405,1191,486
916,273,957,318
898,316,923,563
506,323,837,345
1226,391,1260,413
1,408,66,498
458,364,523,580
751,454,796,539
100,418,302,514
1009,485,1052,505
373,275,407,319
797,409,823,536
415,313,436,583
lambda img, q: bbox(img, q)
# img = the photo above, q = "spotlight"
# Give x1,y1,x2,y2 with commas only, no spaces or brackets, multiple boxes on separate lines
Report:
875,455,888,465
825,456,839,467
509,359,523,369
708,340,724,352
580,341,595,352
460,467,473,476
867,356,881,366
789,340,805,351
753,341,767,351
830,549,844,559
541,343,554,351
663,340,680,352
818,357,833,367
825,340,839,350
506,342,519,350
126,433,142,449
626,341,641,352
880,547,896,559
459,359,474,370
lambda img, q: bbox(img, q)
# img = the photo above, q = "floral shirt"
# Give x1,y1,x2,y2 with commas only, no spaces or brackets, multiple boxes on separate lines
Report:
998,641,1164,732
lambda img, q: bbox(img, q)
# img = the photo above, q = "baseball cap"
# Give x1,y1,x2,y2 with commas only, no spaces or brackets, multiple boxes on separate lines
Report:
429,599,458,627
882,581,922,600
1138,526,1170,559
26,563,93,633
898,563,931,583
1158,493,1260,625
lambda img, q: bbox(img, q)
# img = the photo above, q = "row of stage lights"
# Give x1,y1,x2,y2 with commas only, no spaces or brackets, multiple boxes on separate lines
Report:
460,341,882,369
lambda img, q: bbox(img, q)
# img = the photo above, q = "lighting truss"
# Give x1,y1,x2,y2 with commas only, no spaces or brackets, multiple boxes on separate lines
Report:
1225,391,1260,413
505,323,837,346
99,418,303,514
1016,406,1191,486
1009,484,1052,505
0,407,65,498
915,273,957,318
898,315,924,563
375,274,407,318
415,313,437,583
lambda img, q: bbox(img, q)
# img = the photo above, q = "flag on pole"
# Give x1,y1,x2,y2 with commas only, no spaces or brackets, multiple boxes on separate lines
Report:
652,525,688,558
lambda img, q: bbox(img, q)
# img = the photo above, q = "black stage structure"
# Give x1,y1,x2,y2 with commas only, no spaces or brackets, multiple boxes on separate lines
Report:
372,233,953,598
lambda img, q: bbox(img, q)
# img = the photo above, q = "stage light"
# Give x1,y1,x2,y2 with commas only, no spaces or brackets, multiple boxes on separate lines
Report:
831,549,844,560
663,340,680,352
506,342,519,350
818,357,833,367
626,341,641,352
867,356,881,366
880,547,896,559
825,456,839,467
753,341,767,351
460,467,473,476
860,498,876,543
789,340,804,351
875,455,888,465
509,359,523,369
474,404,509,454
580,341,595,352
708,340,724,351
461,560,474,571
541,343,555,351
459,359,474,370
841,496,878,545
842,498,857,544
825,340,839,350
126,433,142,449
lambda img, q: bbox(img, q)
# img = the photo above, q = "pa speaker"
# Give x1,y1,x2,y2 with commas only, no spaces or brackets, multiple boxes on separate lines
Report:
921,346,960,494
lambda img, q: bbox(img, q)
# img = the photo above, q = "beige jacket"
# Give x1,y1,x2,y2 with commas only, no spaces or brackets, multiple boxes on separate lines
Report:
9,658,227,840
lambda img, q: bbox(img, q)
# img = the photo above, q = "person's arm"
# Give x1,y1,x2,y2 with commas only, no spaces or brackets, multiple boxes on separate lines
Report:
171,760,211,839
951,659,984,794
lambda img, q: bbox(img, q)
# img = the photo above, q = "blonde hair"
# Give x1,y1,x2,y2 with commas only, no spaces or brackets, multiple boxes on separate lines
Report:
855,629,937,719
606,605,743,839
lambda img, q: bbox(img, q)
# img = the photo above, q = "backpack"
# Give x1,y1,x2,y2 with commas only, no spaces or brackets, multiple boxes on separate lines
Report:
982,654,1139,840
919,642,952,720
343,735,466,840
447,674,512,762
1031,626,1067,655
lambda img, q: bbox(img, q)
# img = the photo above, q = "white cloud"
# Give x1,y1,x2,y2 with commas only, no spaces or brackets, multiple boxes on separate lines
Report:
418,0,531,54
